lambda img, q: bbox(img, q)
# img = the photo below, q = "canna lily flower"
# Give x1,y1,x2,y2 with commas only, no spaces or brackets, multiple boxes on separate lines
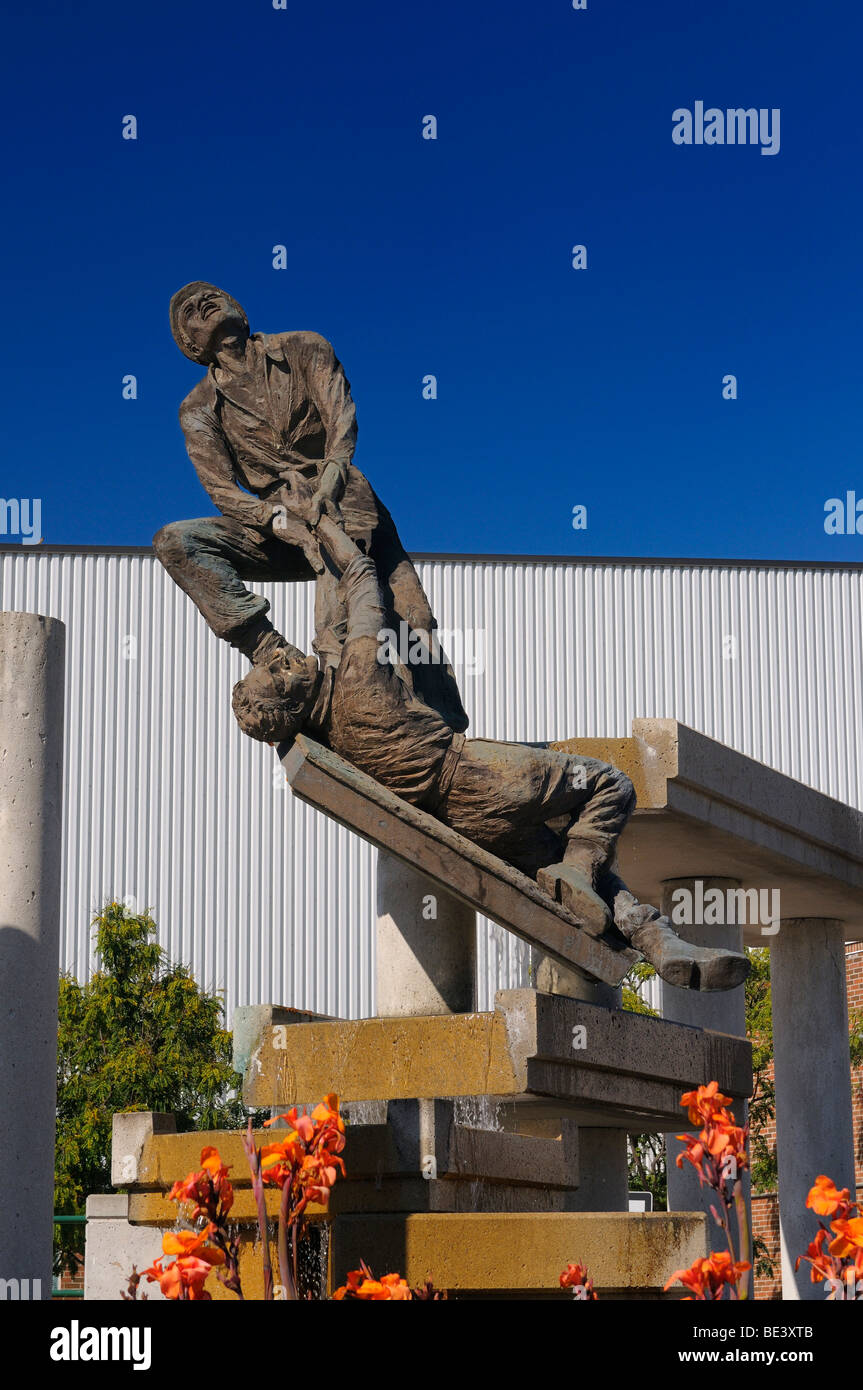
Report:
676,1113,749,1182
379,1273,412,1300
142,1254,219,1300
828,1217,863,1259
680,1082,734,1127
168,1147,234,1219
664,1250,750,1301
259,1133,304,1178
807,1175,852,1218
332,1266,413,1300
161,1227,224,1263
559,1262,597,1298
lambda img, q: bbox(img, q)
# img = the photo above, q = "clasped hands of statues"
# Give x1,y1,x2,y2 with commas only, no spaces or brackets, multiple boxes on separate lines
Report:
267,477,347,575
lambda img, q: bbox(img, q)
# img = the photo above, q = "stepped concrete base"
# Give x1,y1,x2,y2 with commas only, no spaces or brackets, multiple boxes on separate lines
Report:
119,1106,580,1224
103,1109,710,1300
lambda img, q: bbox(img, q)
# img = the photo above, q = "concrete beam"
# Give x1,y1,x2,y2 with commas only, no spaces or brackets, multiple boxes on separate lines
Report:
553,719,863,940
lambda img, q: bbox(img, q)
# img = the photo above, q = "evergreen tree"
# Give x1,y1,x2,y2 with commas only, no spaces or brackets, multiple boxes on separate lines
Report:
54,901,247,1272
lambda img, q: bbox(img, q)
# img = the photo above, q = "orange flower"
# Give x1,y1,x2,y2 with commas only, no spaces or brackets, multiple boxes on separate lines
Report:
161,1227,224,1263
168,1147,234,1219
142,1254,219,1300
680,1082,733,1128
331,1267,365,1300
259,1096,346,1214
379,1273,412,1300
264,1097,344,1142
311,1094,346,1130
665,1251,750,1300
795,1227,831,1283
332,1262,413,1300
259,1132,305,1180
828,1217,863,1260
676,1112,749,1181
807,1175,852,1218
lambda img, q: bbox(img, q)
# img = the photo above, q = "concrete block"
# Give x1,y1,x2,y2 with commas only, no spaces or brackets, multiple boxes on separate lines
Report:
330,1211,709,1296
83,1194,165,1302
232,1004,334,1086
111,1112,177,1187
239,989,752,1127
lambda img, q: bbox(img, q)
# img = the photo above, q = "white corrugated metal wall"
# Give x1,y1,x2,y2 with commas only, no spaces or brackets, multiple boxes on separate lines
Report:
1,548,861,1018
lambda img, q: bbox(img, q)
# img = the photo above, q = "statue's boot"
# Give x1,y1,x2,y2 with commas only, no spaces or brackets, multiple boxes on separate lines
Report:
601,874,749,992
537,863,612,935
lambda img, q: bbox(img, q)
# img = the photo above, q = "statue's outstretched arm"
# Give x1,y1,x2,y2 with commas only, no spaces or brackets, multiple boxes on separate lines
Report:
179,398,274,529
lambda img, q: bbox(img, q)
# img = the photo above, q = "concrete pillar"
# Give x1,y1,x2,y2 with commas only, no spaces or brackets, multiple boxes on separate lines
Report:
376,851,476,1016
525,950,628,1211
0,612,65,1298
660,878,750,1260
771,918,855,1300
83,1195,165,1301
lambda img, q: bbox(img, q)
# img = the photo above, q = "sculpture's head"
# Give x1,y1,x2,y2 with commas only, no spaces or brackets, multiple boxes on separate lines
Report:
232,646,321,744
170,281,250,364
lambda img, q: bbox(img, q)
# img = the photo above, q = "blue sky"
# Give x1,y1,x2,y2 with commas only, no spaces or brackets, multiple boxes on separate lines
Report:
1,0,860,559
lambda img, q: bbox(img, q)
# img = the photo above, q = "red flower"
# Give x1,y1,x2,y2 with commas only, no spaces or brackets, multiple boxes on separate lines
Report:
559,1262,597,1299
168,1146,234,1220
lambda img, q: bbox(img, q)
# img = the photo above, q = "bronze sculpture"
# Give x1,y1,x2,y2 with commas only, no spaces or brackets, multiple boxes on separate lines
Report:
155,282,748,993
154,281,466,731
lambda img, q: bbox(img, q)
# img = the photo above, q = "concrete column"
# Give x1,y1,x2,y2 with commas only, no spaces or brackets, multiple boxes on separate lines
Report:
771,918,855,1300
0,612,65,1298
660,878,750,1259
376,851,476,1016
83,1195,165,1301
525,950,628,1211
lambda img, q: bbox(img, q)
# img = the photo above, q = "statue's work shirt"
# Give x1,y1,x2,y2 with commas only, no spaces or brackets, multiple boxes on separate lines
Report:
318,555,462,808
178,330,379,541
